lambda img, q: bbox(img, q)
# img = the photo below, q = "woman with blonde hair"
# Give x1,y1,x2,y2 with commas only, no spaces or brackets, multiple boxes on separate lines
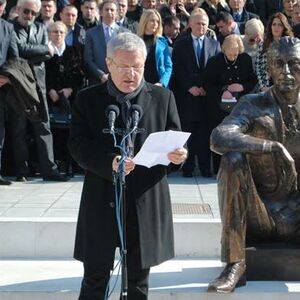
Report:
203,34,257,173
137,9,172,87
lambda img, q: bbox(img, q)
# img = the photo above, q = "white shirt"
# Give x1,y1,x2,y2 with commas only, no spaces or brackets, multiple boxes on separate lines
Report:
50,41,66,56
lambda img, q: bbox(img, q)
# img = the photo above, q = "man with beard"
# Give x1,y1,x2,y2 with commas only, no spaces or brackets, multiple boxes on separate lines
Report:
209,36,300,293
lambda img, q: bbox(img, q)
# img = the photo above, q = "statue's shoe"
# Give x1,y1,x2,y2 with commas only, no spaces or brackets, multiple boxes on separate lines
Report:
207,260,246,293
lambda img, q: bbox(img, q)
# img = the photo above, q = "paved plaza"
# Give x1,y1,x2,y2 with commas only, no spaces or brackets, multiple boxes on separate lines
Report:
0,172,300,299
0,172,220,220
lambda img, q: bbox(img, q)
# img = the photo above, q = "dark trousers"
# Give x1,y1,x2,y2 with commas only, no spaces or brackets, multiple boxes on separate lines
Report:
181,119,210,172
0,91,5,172
218,152,300,263
8,99,57,176
78,198,150,300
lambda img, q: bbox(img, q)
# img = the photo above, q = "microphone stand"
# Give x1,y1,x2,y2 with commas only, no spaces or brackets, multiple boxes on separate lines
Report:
103,125,144,300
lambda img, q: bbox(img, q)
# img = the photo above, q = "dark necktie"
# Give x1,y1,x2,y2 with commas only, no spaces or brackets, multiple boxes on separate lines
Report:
233,13,241,22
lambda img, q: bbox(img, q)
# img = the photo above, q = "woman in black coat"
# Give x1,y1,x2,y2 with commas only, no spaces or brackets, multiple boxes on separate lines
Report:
203,34,257,173
45,21,85,173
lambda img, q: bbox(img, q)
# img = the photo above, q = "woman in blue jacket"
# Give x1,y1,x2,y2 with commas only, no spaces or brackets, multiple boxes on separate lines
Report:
137,9,172,88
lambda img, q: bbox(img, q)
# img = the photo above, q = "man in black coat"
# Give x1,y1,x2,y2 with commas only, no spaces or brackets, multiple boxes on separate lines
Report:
69,32,187,300
10,0,68,181
0,0,18,185
172,9,220,177
228,0,259,34
77,0,99,30
117,0,138,33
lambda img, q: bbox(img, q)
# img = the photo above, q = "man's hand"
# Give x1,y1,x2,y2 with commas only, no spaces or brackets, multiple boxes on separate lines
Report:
199,87,206,96
188,86,201,96
176,2,190,17
167,148,188,165
49,89,59,102
112,156,135,175
60,88,73,98
271,141,297,192
0,75,10,87
100,73,109,83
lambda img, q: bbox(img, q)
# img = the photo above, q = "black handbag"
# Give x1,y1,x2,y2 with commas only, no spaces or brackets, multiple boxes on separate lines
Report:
49,92,71,129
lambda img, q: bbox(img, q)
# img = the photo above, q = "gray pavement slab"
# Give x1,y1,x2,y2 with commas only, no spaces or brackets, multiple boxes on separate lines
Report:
0,172,219,220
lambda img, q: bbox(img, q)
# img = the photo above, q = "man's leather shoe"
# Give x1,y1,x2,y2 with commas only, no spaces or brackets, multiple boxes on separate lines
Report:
0,176,12,185
15,176,27,182
207,260,246,293
182,170,193,177
43,173,70,182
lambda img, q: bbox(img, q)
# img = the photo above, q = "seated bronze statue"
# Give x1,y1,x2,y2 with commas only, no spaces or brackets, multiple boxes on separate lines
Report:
208,36,300,293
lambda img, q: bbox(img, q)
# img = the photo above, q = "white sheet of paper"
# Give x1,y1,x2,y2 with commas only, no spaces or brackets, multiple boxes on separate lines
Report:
133,130,191,168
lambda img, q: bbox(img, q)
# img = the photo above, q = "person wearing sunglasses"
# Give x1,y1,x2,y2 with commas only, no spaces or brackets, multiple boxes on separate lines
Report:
242,18,264,68
9,0,69,182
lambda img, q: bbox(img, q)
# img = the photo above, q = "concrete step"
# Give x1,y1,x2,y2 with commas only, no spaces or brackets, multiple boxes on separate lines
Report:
0,218,221,258
0,258,299,300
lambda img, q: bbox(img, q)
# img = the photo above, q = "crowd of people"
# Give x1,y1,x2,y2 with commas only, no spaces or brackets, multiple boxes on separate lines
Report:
1,0,300,184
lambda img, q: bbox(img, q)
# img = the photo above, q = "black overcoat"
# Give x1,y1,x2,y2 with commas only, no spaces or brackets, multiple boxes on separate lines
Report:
69,82,181,269
203,52,257,129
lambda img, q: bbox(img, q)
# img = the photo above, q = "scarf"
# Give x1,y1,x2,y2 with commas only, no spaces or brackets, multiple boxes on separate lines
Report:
107,75,145,128
107,76,145,156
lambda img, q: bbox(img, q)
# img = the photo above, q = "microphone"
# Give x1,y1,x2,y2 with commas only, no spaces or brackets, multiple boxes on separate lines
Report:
130,104,143,128
105,105,120,132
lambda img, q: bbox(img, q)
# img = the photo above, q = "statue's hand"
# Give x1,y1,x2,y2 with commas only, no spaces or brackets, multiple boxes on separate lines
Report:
272,141,297,189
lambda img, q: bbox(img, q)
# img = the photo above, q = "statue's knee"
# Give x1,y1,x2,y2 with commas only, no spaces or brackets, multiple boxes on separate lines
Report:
220,152,246,173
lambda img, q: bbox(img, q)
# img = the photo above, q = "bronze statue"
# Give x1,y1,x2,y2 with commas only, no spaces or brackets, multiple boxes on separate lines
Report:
208,36,300,293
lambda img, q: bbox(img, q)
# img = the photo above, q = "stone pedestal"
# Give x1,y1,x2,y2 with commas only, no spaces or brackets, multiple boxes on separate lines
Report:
246,243,300,281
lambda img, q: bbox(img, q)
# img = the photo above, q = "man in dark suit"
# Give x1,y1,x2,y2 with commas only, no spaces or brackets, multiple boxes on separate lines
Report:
84,0,127,85
69,32,187,300
60,4,86,48
36,0,57,28
117,0,138,33
163,15,181,49
172,9,220,177
10,0,68,182
215,11,240,44
228,0,259,34
77,0,99,30
0,0,18,185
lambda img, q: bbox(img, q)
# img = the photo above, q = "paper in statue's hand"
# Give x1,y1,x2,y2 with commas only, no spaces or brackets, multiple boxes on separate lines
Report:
133,130,191,168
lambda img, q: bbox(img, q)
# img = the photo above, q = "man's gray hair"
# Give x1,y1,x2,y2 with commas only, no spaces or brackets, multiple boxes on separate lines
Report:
107,32,147,60
17,0,41,11
267,37,300,65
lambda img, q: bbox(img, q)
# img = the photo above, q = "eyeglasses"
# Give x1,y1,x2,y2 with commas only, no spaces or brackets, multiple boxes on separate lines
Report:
23,8,38,17
110,59,144,73
51,30,66,35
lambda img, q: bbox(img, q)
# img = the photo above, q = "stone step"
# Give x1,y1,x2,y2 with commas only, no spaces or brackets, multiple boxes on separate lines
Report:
0,218,221,258
0,258,299,300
